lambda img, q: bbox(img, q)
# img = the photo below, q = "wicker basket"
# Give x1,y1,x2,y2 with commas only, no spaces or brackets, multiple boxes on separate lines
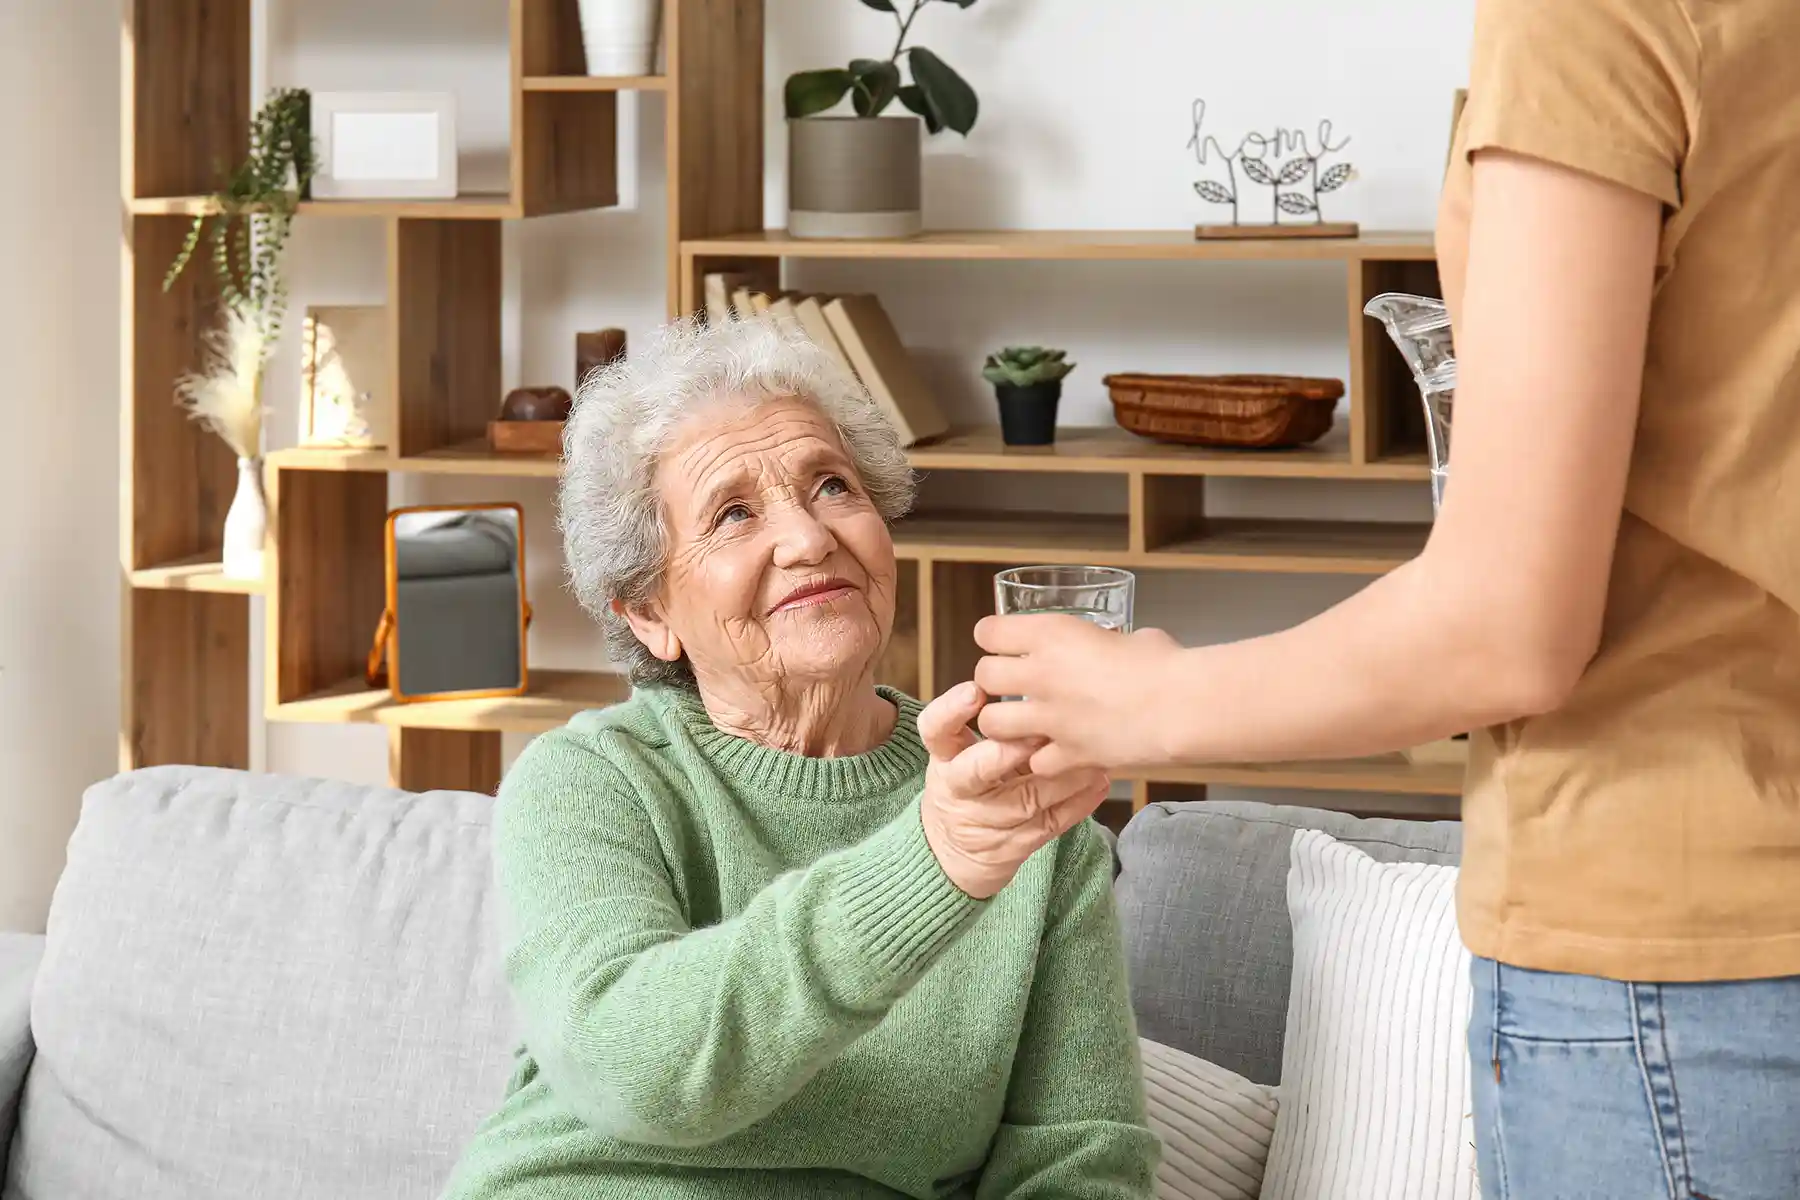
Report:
1103,373,1343,448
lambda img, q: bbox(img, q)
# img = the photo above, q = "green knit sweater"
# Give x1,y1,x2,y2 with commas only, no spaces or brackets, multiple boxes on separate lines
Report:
442,684,1157,1199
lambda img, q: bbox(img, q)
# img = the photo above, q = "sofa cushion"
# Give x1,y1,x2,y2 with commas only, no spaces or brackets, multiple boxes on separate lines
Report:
1260,830,1476,1200
1139,1036,1277,1200
5,767,514,1200
1113,800,1461,1086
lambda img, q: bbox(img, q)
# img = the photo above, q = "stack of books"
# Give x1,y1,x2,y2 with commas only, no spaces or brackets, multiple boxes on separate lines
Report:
702,272,949,447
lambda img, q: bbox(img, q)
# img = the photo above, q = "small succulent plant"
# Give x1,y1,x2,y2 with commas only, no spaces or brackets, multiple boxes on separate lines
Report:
982,346,1076,389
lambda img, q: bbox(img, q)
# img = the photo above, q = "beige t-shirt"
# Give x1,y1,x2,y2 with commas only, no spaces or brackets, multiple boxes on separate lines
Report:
1439,0,1800,982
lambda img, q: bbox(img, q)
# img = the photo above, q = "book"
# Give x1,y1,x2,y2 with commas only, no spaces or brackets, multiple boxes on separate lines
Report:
731,287,760,320
765,294,804,336
792,295,857,379
703,272,754,323
822,294,950,446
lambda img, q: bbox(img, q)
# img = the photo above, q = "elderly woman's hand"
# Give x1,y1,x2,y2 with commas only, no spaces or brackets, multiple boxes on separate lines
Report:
917,682,1112,899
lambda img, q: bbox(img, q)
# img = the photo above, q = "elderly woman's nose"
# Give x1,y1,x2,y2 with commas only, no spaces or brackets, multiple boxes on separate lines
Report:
769,503,837,566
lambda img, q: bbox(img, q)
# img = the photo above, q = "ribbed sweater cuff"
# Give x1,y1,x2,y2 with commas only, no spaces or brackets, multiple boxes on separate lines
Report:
833,799,984,984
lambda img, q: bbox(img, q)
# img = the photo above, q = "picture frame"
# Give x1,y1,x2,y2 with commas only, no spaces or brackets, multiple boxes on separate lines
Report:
310,91,458,200
300,306,391,449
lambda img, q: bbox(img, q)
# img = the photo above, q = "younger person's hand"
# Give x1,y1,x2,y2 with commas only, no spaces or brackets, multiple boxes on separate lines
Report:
973,614,1186,775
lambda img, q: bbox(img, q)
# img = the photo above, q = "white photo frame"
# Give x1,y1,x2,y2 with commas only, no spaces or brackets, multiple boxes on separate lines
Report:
310,92,458,200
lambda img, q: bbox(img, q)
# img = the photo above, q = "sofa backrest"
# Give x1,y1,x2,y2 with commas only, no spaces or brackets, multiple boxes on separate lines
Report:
6,767,514,1200
7,768,1466,1196
1112,800,1462,1086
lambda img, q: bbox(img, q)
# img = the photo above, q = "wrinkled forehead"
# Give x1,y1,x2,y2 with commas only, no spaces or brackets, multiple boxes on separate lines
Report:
658,391,853,501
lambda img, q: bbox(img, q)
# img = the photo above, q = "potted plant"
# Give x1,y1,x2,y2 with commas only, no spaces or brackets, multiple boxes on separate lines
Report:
165,88,315,580
983,346,1075,446
783,0,979,239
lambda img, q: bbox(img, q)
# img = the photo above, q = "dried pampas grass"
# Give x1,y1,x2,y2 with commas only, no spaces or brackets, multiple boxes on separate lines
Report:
175,305,270,460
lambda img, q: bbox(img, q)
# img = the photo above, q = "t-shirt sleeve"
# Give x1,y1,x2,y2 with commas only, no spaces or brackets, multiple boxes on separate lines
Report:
1459,0,1695,206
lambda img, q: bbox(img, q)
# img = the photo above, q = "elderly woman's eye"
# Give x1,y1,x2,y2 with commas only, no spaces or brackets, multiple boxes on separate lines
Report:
715,502,753,527
818,475,852,498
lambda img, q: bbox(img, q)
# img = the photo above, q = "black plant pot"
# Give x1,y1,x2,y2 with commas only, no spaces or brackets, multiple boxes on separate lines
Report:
994,381,1062,446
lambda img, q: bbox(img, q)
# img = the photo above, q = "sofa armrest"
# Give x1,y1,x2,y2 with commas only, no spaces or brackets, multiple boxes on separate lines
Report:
0,932,44,1158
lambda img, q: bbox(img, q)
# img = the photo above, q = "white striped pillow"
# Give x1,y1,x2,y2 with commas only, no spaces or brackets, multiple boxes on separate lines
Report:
1138,1037,1278,1200
1260,828,1479,1200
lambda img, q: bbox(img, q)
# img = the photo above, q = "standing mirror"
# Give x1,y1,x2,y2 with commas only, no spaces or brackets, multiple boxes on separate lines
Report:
366,503,529,703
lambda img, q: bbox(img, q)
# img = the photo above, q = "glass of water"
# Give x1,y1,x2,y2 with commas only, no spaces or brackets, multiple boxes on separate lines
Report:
993,565,1135,632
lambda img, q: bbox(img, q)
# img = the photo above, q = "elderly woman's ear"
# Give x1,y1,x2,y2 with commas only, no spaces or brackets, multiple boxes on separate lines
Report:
611,597,683,665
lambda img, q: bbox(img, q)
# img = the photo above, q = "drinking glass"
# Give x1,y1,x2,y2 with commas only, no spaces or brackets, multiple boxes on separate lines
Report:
993,565,1135,632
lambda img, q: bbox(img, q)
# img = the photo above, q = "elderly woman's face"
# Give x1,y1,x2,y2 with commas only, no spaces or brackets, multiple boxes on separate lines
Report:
628,394,898,688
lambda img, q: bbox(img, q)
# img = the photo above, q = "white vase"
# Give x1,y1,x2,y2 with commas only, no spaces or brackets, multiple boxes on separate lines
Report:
221,456,267,581
576,0,661,76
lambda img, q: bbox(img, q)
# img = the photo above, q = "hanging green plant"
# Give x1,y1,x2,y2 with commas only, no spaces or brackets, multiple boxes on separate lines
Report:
163,87,317,346
784,0,979,136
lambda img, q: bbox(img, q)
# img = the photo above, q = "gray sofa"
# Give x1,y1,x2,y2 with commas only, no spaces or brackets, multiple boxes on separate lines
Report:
0,766,1460,1199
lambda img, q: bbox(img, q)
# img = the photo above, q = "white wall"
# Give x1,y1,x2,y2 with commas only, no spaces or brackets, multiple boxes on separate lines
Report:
0,0,124,930
0,0,1479,923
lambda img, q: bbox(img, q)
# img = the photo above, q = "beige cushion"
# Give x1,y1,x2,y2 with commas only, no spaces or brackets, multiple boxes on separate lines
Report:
1139,1037,1278,1200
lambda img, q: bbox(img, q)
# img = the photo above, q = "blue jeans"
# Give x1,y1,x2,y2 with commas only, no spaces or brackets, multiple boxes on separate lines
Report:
1469,957,1800,1199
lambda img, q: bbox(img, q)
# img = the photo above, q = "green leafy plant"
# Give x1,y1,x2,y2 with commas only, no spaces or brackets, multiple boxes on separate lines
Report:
164,87,317,348
982,346,1076,388
784,0,979,136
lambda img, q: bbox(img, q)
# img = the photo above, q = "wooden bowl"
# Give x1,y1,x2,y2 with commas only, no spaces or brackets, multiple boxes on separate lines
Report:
1103,373,1343,449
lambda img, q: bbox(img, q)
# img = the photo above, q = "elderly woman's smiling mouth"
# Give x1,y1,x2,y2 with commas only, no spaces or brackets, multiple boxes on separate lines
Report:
770,577,859,613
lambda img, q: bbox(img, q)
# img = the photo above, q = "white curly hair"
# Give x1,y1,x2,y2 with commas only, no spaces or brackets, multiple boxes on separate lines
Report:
559,314,917,688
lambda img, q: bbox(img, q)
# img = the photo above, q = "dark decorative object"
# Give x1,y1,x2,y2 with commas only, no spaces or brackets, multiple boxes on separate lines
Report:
1103,373,1342,448
1187,99,1360,240
983,346,1074,446
576,328,627,388
490,386,572,454
500,386,572,423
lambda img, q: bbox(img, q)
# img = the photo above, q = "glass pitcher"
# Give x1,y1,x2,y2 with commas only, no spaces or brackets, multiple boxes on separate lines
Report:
1364,293,1456,512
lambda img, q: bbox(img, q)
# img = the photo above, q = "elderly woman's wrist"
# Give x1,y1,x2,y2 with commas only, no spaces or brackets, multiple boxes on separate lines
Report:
827,798,985,987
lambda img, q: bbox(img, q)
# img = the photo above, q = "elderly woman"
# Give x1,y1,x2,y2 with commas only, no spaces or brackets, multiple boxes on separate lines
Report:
443,317,1158,1199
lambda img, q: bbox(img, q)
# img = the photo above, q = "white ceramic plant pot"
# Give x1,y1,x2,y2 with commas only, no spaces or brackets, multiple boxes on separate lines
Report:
577,0,661,76
221,456,267,581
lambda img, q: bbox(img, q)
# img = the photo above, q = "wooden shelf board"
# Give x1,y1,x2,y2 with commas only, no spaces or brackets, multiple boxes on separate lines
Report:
271,669,631,734
1143,756,1464,797
1146,517,1429,574
683,228,1436,263
130,193,522,220
910,425,1431,482
128,553,263,594
895,512,1128,562
265,445,396,472
895,512,1424,574
522,74,667,91
270,430,1432,485
404,439,564,476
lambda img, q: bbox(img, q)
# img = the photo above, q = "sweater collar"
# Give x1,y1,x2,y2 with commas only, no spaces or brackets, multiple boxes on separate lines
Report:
648,684,928,799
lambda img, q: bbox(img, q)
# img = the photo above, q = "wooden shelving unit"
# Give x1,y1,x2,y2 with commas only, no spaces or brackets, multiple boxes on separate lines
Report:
121,0,754,790
130,0,1459,811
